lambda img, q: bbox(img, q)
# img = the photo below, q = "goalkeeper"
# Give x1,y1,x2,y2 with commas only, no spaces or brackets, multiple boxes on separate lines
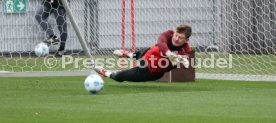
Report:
35,0,68,57
95,24,192,82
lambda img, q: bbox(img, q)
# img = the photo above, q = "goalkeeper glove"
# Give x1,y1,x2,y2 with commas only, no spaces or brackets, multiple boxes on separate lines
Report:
166,51,190,68
165,51,178,66
176,55,190,68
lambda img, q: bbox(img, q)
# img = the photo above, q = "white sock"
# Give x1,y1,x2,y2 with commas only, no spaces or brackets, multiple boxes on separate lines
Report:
105,71,113,78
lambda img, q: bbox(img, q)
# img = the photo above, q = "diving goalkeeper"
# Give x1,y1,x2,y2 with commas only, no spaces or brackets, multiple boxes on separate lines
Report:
95,24,192,82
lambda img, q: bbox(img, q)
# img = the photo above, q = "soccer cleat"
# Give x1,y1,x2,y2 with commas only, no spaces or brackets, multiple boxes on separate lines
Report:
94,66,107,77
54,50,66,57
43,36,60,46
113,50,133,58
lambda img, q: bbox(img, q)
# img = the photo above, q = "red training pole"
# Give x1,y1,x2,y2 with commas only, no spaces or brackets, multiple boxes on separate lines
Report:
121,0,126,51
131,0,135,53
120,0,126,69
131,0,136,67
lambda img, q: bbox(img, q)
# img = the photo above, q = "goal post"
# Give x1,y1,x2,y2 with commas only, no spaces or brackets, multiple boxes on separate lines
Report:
0,0,275,81
60,0,93,60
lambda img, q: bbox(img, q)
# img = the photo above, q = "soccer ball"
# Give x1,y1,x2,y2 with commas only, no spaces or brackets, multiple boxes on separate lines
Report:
84,74,104,94
34,43,49,57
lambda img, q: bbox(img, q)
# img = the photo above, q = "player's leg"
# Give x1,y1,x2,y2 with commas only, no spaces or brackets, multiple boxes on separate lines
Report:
53,7,68,57
95,67,163,82
35,4,59,45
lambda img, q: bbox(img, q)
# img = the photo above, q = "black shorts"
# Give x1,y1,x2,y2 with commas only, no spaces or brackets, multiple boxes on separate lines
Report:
110,66,164,82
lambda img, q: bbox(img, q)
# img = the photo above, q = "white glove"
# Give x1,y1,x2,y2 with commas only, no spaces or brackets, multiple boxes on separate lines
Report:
166,51,190,68
165,51,178,66
176,55,190,68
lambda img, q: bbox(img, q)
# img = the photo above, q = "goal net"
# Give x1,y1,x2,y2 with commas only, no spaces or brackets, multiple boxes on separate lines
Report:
0,0,275,81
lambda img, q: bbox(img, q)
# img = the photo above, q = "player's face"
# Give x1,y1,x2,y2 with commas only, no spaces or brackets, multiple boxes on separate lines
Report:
172,32,188,46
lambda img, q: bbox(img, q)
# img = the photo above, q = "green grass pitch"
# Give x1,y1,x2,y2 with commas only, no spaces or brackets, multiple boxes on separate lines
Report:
0,77,276,123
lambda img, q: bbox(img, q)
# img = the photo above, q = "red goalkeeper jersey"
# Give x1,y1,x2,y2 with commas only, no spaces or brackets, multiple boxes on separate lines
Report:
142,30,191,74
